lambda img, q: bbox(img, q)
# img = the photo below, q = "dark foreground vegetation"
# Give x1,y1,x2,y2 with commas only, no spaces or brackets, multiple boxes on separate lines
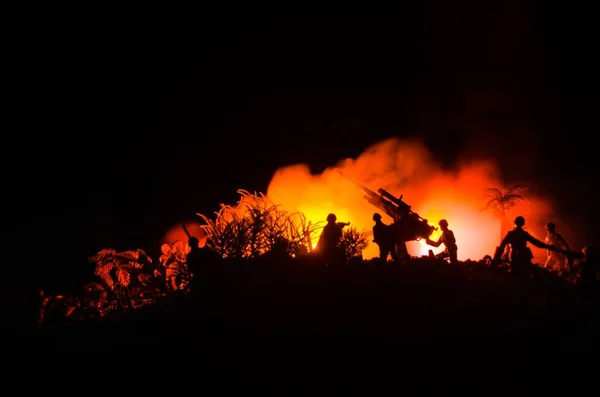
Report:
29,256,600,359
6,190,598,377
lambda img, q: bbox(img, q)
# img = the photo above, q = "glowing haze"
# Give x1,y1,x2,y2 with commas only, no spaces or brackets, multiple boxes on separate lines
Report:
266,137,552,261
163,137,556,262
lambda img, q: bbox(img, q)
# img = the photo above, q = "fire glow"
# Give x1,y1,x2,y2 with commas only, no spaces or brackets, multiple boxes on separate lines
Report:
164,137,556,262
266,138,548,260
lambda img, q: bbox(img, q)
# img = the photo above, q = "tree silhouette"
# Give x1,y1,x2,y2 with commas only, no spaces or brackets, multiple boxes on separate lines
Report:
481,185,528,241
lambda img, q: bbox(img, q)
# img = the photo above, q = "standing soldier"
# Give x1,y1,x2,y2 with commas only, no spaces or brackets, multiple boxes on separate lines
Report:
186,236,220,295
493,216,559,280
544,222,570,271
316,213,348,265
424,219,458,265
372,213,399,264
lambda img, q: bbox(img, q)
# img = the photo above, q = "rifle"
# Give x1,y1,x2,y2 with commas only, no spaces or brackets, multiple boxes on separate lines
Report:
181,224,192,239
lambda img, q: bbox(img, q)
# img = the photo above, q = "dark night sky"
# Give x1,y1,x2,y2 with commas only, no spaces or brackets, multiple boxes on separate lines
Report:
14,6,599,289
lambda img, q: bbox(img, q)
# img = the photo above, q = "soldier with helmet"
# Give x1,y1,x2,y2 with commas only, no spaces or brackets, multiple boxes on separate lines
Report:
493,216,559,278
424,219,458,265
316,213,349,265
186,236,219,295
544,222,570,271
372,212,400,264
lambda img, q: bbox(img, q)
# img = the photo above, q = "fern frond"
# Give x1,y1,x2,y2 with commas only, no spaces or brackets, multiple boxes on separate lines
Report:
483,188,502,199
503,193,525,203
480,197,500,212
89,248,117,264
505,185,528,195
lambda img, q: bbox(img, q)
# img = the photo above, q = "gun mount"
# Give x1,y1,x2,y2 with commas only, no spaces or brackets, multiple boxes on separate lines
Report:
337,170,436,244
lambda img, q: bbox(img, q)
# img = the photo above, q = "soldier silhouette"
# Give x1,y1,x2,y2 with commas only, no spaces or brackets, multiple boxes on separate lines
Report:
424,219,458,265
493,216,558,279
372,213,399,264
316,213,348,265
186,237,202,274
544,222,570,271
185,236,218,293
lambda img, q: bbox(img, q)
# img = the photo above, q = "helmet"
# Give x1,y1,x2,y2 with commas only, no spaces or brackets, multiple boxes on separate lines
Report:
326,213,337,222
514,216,525,227
373,213,382,221
545,222,556,231
438,219,448,228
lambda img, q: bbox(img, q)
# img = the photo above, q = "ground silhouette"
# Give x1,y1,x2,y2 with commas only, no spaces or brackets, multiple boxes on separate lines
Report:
29,255,599,362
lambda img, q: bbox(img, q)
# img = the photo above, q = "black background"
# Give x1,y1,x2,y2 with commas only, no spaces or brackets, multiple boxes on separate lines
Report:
12,5,599,291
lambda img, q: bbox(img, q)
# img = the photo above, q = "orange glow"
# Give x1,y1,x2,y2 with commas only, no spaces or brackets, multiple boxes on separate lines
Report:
415,222,443,257
163,221,208,247
266,137,555,261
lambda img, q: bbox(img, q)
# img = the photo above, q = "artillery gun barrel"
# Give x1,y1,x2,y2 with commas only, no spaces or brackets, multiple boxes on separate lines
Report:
337,169,401,219
364,195,398,220
336,169,380,198
377,188,404,207
377,187,430,222
338,169,438,243
377,188,412,214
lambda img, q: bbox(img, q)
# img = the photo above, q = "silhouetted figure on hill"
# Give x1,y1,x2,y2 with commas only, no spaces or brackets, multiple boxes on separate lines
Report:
316,213,348,265
186,237,216,292
372,212,399,264
424,219,458,265
544,222,570,271
493,216,558,279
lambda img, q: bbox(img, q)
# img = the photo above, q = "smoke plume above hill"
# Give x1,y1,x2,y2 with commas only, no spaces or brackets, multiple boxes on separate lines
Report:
266,137,555,260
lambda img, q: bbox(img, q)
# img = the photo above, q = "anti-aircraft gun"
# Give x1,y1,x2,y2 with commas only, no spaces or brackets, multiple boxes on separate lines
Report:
337,170,437,246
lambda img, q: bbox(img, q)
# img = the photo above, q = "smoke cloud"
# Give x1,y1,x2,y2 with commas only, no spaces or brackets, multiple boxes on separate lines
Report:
161,137,564,263
266,137,557,261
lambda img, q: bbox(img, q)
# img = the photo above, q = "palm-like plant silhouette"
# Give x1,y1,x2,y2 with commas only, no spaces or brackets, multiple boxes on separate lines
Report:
481,185,528,241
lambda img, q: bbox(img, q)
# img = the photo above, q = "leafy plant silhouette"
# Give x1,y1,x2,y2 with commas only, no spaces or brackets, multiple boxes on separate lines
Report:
89,248,153,314
338,227,370,262
159,240,191,292
197,189,322,259
481,185,528,240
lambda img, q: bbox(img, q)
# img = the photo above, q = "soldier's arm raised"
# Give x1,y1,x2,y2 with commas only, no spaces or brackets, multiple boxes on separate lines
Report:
425,237,442,247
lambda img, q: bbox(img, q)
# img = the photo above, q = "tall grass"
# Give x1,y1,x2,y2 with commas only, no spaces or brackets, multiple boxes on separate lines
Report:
197,189,323,259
